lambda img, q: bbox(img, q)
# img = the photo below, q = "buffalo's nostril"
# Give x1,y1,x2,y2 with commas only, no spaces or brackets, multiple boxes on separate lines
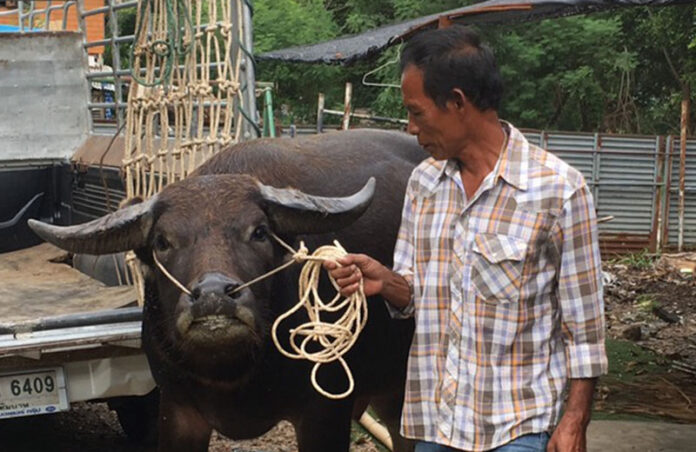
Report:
225,283,241,299
191,286,202,300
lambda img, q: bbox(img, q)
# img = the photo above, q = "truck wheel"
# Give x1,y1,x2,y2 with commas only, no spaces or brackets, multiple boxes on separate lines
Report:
109,389,160,446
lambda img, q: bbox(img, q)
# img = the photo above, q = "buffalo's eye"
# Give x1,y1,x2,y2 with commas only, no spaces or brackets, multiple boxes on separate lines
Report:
154,233,171,251
251,225,268,242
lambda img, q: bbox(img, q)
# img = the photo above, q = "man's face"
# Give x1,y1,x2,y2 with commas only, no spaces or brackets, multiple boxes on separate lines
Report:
401,65,465,160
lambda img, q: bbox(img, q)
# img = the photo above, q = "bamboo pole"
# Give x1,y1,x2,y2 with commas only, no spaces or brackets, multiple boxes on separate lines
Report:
316,93,325,133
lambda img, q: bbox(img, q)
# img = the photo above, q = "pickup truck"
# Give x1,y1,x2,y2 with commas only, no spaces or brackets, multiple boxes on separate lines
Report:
0,30,157,443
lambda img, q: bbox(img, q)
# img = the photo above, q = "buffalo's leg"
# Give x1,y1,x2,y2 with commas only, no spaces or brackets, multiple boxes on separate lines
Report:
294,398,353,452
157,389,212,452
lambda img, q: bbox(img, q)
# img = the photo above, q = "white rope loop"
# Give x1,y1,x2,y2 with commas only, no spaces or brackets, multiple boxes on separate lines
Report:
150,232,367,399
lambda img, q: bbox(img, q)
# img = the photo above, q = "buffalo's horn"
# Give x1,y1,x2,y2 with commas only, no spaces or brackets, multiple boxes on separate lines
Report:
27,196,157,255
259,177,376,235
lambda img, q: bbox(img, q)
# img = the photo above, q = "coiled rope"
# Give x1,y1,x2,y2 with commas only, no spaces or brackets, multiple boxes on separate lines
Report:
152,232,367,399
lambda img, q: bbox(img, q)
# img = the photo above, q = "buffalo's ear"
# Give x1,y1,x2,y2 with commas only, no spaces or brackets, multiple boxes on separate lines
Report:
258,177,376,235
27,196,157,255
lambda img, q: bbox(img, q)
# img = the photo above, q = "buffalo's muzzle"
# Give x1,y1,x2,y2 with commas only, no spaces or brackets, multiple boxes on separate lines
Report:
175,272,257,338
191,272,246,302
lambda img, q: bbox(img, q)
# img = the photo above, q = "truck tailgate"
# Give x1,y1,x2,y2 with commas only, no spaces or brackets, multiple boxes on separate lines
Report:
0,243,140,356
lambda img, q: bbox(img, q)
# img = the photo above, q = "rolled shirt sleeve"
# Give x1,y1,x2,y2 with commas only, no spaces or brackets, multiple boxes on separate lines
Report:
557,183,608,378
389,180,417,319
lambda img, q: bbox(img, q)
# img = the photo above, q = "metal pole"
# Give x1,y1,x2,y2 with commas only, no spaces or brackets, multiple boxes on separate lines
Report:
592,133,601,218
75,0,94,134
18,1,24,32
342,82,352,131
264,88,275,138
106,0,124,129
317,93,325,133
678,89,690,251
240,0,257,140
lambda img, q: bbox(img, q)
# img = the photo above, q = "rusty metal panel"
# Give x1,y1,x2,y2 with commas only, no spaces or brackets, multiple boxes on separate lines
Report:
599,233,652,257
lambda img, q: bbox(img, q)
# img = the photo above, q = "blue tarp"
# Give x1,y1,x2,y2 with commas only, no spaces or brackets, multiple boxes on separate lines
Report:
0,25,22,32
259,0,695,64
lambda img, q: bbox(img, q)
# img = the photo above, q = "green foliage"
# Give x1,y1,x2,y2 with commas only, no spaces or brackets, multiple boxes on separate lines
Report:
103,8,136,69
605,338,666,382
612,249,655,270
635,294,660,313
484,16,638,132
254,0,345,122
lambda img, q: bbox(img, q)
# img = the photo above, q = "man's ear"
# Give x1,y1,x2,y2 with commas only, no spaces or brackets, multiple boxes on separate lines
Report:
451,88,467,110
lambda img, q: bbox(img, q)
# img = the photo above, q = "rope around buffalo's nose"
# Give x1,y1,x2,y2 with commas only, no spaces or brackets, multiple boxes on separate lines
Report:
151,232,367,400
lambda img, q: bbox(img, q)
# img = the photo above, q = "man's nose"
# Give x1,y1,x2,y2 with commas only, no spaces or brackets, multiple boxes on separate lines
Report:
407,114,419,135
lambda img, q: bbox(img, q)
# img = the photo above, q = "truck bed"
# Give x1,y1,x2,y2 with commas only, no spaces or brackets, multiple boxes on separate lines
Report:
0,244,136,324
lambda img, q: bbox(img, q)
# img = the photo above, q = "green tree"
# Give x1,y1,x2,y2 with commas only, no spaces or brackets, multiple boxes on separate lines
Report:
621,5,696,134
254,0,345,122
488,16,637,132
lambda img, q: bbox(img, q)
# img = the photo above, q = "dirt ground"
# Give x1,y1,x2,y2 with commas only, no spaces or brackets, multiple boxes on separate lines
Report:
597,253,696,423
603,252,696,369
0,401,383,452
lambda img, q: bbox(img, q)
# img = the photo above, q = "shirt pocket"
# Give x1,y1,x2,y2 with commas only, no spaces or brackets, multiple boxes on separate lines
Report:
471,233,527,304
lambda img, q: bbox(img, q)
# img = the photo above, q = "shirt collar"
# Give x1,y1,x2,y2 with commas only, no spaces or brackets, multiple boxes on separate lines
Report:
420,121,530,196
495,121,529,191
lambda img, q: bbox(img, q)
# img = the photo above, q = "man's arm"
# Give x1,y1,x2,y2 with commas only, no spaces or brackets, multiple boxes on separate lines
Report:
551,183,608,452
323,255,412,309
547,378,597,452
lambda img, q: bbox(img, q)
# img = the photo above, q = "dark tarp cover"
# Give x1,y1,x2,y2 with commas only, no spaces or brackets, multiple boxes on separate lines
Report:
258,0,694,64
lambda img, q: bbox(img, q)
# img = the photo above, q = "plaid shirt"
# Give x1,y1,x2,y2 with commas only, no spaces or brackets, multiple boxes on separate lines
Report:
390,122,608,451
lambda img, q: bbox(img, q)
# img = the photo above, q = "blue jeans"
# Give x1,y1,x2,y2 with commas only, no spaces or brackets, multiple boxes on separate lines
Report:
415,432,550,452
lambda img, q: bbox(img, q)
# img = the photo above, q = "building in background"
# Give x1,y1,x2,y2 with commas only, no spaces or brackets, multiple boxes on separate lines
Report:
0,0,105,55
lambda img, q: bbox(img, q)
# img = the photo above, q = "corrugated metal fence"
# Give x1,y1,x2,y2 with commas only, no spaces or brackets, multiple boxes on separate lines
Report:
524,130,692,255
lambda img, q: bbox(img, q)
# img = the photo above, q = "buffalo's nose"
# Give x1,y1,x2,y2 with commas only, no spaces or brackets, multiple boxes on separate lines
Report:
191,272,245,301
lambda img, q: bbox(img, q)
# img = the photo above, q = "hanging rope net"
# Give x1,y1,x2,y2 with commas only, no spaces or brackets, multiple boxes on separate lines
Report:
123,0,253,304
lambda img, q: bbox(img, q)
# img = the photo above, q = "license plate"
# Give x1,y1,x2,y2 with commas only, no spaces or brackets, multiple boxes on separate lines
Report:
0,368,69,419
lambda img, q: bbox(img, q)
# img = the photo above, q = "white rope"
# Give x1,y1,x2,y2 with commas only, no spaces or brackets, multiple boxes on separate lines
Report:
151,232,367,399
152,250,192,296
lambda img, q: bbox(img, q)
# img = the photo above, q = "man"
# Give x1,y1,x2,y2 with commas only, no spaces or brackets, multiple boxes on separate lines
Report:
325,26,607,452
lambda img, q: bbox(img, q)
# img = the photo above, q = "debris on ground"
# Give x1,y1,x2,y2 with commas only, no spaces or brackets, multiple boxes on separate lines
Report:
603,251,696,372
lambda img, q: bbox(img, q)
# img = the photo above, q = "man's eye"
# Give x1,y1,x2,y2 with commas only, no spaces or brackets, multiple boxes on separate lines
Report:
251,225,268,242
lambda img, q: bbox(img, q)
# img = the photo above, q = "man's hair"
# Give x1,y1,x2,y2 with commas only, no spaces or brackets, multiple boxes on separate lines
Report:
400,25,503,112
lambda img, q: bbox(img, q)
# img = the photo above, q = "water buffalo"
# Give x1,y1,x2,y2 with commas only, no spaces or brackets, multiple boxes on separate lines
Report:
29,129,425,452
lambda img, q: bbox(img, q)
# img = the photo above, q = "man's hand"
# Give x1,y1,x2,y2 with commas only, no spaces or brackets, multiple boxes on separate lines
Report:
324,254,412,310
547,378,596,452
323,254,387,297
547,411,588,452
